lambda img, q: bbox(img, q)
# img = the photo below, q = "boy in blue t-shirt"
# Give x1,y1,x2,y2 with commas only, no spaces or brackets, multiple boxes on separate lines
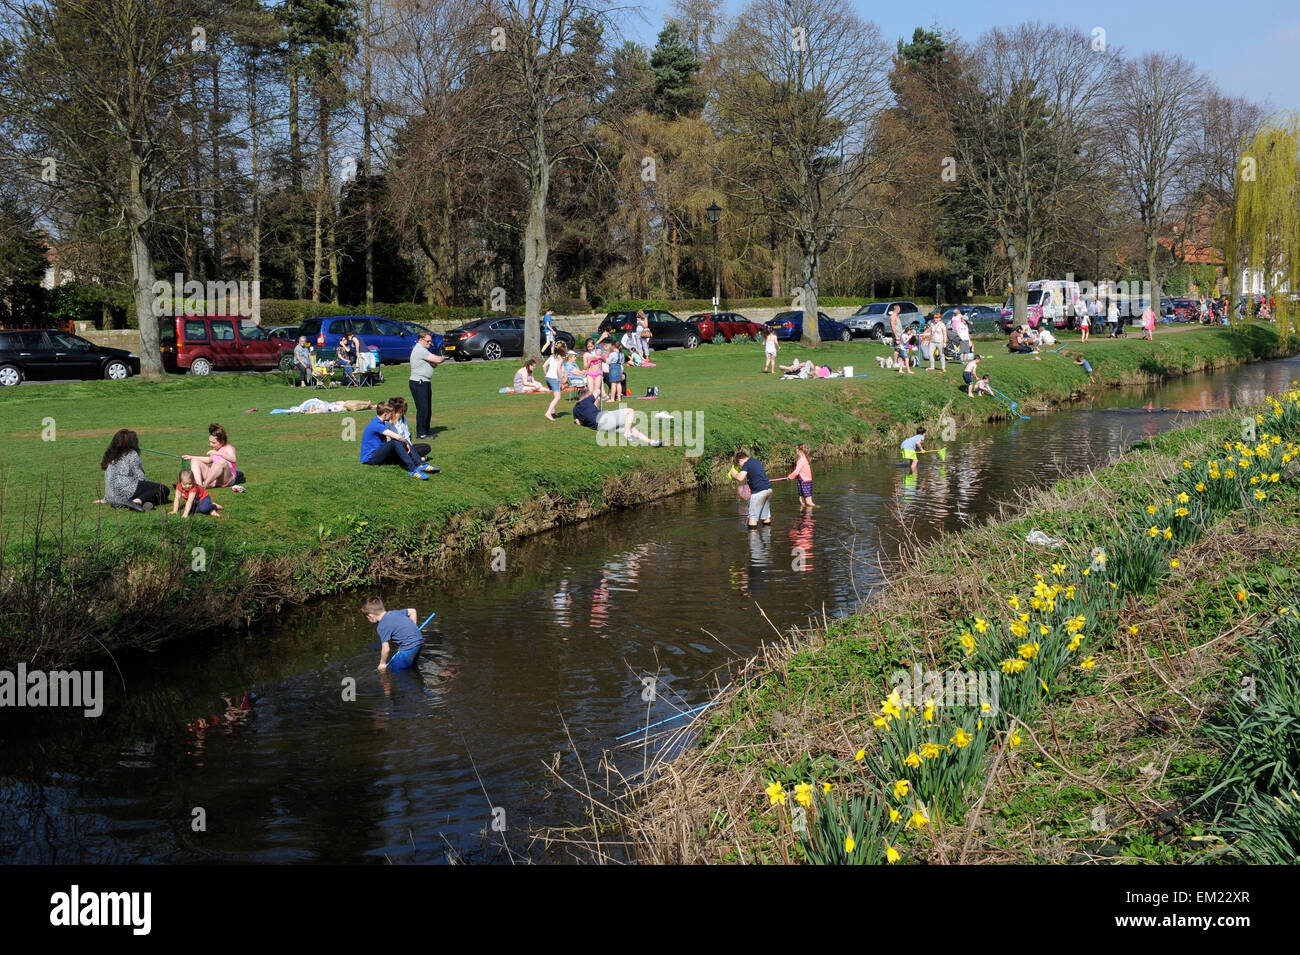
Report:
359,404,434,479
1074,355,1094,384
362,597,425,671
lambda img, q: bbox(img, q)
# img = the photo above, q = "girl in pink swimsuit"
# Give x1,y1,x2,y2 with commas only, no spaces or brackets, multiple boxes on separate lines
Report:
184,423,238,488
582,340,603,399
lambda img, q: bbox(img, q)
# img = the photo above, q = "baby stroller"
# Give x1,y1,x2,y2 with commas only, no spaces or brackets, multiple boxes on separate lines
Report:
355,349,384,387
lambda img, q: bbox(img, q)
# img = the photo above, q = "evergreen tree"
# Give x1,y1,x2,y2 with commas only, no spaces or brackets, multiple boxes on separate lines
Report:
649,23,704,118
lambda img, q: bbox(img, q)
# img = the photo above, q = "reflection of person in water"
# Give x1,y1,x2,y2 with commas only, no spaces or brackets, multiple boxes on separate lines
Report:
789,513,814,573
747,525,771,594
590,570,612,634
553,579,572,629
902,471,918,503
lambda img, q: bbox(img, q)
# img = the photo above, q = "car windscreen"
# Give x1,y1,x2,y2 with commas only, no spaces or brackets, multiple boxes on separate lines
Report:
1004,291,1045,308
853,303,888,316
239,321,269,341
299,319,323,337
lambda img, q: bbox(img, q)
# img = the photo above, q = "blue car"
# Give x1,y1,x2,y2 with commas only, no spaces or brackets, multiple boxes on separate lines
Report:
298,315,438,364
766,310,852,342
397,322,445,356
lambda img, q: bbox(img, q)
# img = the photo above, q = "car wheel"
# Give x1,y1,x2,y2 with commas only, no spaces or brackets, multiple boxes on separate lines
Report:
684,333,700,349
453,354,469,362
280,353,295,372
483,341,503,361
190,357,212,376
104,360,129,380
840,329,851,342
0,363,22,387
869,325,885,341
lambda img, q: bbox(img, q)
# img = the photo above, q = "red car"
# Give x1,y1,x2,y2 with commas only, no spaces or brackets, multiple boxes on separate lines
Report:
687,311,765,343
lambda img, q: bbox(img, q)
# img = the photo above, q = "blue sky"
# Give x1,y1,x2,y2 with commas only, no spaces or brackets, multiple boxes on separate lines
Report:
625,0,1300,114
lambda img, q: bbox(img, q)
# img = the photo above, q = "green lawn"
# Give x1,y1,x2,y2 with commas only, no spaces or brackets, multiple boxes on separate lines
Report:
0,323,1286,665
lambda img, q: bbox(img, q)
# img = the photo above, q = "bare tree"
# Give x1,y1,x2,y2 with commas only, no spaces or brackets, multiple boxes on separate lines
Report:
929,24,1113,328
0,0,238,376
1107,51,1204,309
715,0,893,345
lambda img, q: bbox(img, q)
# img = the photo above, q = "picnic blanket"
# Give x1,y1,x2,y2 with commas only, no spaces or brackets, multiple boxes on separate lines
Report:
271,398,362,414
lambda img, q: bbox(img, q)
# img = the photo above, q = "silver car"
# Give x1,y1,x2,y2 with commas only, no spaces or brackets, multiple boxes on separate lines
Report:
841,301,926,340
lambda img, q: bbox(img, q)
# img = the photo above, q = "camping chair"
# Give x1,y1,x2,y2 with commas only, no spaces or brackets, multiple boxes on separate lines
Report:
311,360,337,388
356,349,383,387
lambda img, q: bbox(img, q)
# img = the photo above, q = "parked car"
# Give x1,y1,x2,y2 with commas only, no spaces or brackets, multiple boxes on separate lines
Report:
442,316,576,361
941,305,1002,334
159,315,293,375
0,329,141,386
766,310,851,342
265,324,301,341
297,315,429,365
396,322,445,355
597,309,701,349
687,311,765,342
1161,297,1198,322
841,301,925,339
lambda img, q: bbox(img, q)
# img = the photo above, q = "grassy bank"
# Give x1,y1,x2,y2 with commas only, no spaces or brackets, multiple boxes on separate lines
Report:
0,323,1286,668
619,382,1300,864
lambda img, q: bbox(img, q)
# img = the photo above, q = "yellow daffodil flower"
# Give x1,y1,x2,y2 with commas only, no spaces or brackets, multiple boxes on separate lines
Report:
904,752,921,768
794,783,813,807
886,845,901,864
844,834,855,854
1080,657,1097,670
893,779,910,799
765,781,786,805
952,729,973,748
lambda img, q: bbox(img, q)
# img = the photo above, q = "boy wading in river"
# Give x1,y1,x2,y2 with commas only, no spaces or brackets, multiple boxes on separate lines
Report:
362,597,424,671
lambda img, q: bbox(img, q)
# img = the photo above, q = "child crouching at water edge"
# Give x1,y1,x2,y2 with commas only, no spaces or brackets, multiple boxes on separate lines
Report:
784,443,815,509
173,469,222,518
362,597,424,671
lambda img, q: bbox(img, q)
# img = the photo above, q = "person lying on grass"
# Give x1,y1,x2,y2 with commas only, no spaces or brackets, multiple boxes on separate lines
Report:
172,468,223,519
572,393,662,445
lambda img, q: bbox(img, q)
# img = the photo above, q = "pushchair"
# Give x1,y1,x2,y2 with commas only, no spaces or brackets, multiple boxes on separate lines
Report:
355,349,384,387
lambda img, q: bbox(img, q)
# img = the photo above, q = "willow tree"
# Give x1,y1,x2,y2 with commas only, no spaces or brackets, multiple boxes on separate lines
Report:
1229,115,1300,348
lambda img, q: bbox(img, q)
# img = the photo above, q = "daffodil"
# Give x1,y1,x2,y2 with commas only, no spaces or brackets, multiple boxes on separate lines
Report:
893,779,910,800
1008,729,1022,748
1052,563,1066,576
822,782,832,794
920,742,942,759
855,748,866,762
904,752,921,768
952,728,973,748
1146,505,1157,515
960,632,976,656
907,808,929,829
1010,620,1029,639
1067,634,1083,652
1148,526,1161,538
974,618,989,634
1008,595,1021,611
1182,460,1191,469
886,845,901,864
923,701,935,722
1196,482,1206,492
1177,492,1189,503
1039,624,1050,636
1162,527,1173,540
1018,641,1040,660
765,781,786,805
1175,507,1189,517
1170,558,1180,569
1080,656,1097,670
880,693,902,721
844,834,855,854
889,807,901,823
1256,490,1267,500
794,783,814,807
1019,613,1030,622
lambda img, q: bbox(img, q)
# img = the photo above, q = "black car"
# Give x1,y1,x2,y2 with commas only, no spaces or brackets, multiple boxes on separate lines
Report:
443,316,575,361
0,329,141,386
598,309,701,349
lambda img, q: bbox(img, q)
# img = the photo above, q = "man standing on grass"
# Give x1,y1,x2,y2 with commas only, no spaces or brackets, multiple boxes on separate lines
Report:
409,331,445,440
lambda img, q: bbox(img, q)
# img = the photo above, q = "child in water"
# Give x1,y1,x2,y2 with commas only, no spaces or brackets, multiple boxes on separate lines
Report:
172,469,223,518
900,427,927,475
783,443,815,509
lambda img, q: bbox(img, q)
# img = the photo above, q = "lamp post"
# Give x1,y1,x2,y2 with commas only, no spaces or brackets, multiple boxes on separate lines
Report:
706,202,721,311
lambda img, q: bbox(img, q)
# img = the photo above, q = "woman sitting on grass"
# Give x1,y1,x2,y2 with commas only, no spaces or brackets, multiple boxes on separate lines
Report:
512,358,549,394
184,423,238,488
99,429,170,511
387,396,433,466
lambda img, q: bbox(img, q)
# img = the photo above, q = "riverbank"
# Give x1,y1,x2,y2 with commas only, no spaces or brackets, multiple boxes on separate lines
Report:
0,324,1287,668
620,384,1300,864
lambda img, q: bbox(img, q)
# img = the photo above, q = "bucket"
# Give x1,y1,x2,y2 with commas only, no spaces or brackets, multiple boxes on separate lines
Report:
842,365,854,378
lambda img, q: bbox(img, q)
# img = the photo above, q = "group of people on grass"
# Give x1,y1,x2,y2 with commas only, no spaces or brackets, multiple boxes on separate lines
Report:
293,331,377,388
99,423,239,516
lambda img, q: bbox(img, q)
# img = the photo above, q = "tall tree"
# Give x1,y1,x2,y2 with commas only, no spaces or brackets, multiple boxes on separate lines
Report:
0,0,237,376
1107,51,1203,312
716,0,893,344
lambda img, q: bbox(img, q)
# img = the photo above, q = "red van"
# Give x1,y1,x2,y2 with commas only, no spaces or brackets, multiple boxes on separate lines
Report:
159,315,294,374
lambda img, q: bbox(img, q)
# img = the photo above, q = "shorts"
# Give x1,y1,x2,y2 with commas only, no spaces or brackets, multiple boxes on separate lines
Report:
747,488,772,523
796,478,813,498
901,448,918,461
963,371,974,385
194,497,214,514
596,408,632,433
386,645,421,671
545,376,561,393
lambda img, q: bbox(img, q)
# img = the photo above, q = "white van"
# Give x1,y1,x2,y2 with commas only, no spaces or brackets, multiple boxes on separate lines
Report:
999,280,1082,330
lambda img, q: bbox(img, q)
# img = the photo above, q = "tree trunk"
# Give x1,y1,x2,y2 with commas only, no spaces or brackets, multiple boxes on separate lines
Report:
799,239,822,346
311,103,329,303
127,156,163,378
210,56,222,276
288,49,302,190
362,0,374,304
522,112,550,361
247,62,261,322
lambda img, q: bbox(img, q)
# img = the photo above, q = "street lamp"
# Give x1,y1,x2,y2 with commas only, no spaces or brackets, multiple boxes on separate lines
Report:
706,202,722,311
